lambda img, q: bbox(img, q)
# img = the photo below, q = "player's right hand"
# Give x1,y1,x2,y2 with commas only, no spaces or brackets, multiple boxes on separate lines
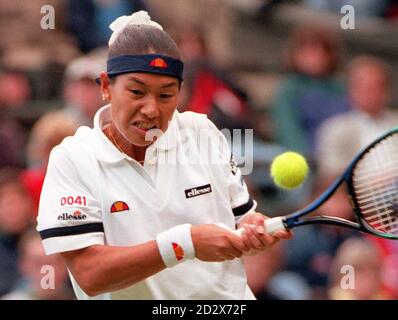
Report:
191,224,248,262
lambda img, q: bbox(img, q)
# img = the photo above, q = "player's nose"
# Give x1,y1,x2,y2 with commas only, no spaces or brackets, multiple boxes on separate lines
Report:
140,94,159,119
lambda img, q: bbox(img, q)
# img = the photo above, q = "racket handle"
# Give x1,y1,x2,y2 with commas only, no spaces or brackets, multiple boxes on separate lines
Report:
234,217,286,237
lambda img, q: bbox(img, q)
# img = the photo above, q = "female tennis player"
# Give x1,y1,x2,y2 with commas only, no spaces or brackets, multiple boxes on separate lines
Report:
37,11,291,300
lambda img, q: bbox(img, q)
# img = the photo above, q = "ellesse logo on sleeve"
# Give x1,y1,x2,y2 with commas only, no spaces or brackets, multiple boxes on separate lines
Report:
184,184,212,199
58,210,87,221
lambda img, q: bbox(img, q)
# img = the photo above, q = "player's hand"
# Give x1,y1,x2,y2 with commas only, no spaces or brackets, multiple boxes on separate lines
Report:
191,224,248,262
238,212,293,255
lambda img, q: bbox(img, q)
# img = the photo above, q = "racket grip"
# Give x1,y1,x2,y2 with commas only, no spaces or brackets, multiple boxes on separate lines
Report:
234,217,286,237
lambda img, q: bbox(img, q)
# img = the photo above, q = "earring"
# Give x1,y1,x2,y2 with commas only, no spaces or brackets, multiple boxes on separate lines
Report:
102,93,109,101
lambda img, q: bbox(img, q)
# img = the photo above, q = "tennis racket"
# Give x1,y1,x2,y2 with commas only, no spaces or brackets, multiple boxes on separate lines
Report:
236,126,398,240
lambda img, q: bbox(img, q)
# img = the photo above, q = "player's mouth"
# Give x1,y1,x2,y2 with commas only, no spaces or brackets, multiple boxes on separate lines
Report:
132,121,158,135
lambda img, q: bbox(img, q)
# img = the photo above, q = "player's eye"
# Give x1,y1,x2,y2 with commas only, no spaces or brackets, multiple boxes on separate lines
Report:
160,93,174,99
129,89,144,96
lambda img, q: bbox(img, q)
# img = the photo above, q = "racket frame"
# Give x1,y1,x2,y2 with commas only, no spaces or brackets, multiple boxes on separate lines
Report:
281,127,398,240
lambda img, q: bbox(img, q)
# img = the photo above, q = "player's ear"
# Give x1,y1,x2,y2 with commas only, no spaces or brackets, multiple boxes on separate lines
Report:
100,71,112,101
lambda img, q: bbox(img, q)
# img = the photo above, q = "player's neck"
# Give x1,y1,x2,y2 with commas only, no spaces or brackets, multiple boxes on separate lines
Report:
105,125,147,164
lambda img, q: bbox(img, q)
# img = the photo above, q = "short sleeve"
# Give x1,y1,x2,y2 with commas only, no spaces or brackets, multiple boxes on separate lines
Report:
227,153,257,222
37,146,104,255
203,118,257,222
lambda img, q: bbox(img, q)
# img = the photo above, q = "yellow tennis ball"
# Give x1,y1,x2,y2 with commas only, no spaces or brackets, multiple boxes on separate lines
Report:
270,152,309,190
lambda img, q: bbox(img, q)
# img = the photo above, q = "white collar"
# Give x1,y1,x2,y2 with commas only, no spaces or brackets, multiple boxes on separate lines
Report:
92,105,178,163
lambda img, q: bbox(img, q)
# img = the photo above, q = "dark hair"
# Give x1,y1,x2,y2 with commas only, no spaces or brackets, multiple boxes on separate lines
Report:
108,25,181,60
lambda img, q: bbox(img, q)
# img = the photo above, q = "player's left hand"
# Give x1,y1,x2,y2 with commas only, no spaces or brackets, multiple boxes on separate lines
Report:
237,212,293,255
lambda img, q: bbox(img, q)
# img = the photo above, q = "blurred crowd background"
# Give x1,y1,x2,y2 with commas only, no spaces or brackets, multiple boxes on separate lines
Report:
0,0,398,300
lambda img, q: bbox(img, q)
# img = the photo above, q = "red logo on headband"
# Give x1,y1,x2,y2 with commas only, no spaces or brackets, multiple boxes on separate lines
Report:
150,58,168,68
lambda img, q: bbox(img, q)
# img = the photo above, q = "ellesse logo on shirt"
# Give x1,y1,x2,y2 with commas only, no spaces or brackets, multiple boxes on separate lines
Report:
58,210,87,221
185,184,212,199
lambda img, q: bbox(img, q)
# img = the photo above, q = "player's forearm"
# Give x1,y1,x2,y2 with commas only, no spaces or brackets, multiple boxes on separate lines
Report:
63,241,166,296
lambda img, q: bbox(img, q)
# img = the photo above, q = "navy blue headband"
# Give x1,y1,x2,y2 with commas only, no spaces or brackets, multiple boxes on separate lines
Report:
97,54,184,83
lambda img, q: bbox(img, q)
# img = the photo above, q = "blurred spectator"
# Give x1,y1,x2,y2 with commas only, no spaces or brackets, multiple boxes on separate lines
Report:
66,0,148,52
315,52,397,299
27,111,79,171
23,110,79,216
19,170,45,219
244,240,311,300
175,27,251,131
270,24,349,158
0,117,26,168
243,242,283,299
0,168,35,296
1,229,74,300
328,237,393,299
282,175,358,298
266,271,311,300
0,1,80,75
316,56,398,178
0,1,79,101
0,69,29,168
369,237,398,299
370,236,398,299
62,48,107,127
0,70,31,109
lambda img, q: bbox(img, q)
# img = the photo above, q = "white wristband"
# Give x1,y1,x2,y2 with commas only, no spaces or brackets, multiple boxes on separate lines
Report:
156,224,195,268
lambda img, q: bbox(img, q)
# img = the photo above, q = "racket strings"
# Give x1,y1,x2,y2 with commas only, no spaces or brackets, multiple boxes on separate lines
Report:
353,132,398,236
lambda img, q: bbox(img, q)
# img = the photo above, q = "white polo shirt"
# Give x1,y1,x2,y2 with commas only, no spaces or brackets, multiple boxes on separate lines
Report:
37,105,256,300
